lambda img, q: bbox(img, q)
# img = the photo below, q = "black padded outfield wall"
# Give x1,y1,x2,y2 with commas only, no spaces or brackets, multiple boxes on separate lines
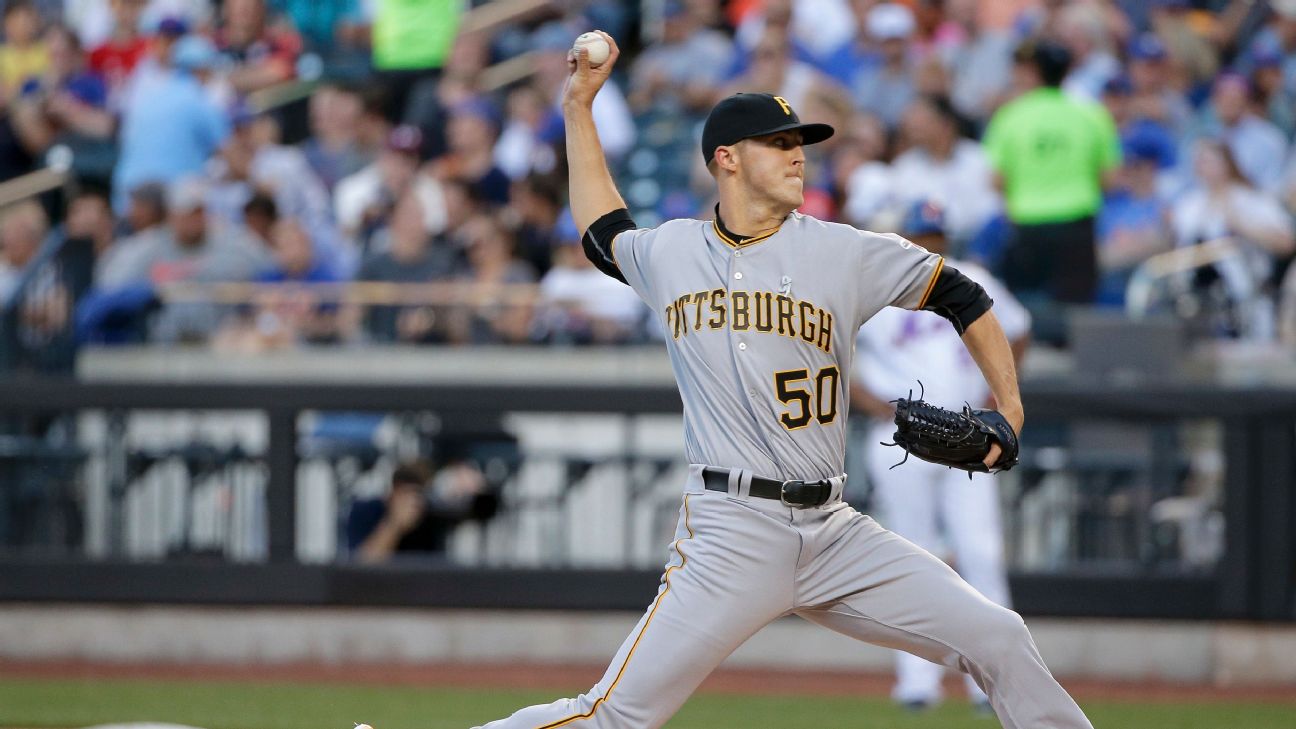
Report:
0,379,1291,621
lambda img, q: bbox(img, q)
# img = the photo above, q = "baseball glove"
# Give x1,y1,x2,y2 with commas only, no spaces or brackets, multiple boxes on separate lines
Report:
885,385,1019,474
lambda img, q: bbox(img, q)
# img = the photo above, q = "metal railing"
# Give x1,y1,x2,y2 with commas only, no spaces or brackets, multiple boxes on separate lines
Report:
1125,236,1274,340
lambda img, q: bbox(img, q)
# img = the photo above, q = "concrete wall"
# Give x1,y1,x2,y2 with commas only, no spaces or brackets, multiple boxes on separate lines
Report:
2,605,1294,686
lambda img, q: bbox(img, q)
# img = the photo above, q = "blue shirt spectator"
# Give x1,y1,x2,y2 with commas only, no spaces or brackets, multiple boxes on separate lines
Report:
113,36,230,211
1094,126,1177,308
271,0,364,55
1190,73,1289,193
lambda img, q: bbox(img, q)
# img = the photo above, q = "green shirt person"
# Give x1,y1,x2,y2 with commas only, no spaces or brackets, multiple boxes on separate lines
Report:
984,87,1120,225
372,0,461,71
982,41,1121,341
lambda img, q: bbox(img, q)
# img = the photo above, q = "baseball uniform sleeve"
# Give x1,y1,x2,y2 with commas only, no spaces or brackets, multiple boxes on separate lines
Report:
610,226,660,305
861,231,945,312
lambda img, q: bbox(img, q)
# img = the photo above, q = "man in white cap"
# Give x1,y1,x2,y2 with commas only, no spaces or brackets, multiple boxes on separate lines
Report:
852,2,917,127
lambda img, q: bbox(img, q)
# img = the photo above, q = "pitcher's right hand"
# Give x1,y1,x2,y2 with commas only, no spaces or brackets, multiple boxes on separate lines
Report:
562,30,620,110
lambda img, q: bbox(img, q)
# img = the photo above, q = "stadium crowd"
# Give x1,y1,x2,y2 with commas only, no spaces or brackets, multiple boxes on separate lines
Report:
2,0,1296,365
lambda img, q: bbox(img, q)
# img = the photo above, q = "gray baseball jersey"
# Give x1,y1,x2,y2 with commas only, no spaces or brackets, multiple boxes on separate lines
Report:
614,211,942,481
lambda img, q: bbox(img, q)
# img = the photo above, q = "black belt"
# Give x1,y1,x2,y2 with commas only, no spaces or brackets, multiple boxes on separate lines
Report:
702,467,837,507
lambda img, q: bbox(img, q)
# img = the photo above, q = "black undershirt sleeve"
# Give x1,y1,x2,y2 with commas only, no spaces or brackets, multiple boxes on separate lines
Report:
582,208,636,285
922,265,993,334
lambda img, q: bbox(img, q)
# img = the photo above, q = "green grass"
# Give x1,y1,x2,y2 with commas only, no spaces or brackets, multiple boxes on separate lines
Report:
0,677,1293,729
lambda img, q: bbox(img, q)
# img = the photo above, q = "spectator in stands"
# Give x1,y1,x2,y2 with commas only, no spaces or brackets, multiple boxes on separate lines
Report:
724,25,847,120
334,123,445,251
1239,0,1296,98
890,94,998,244
1194,73,1287,193
1101,73,1181,180
1057,2,1120,102
214,216,342,350
9,25,115,182
241,191,277,247
118,16,189,107
1171,139,1294,281
113,33,228,211
95,182,170,289
1095,130,1174,308
1126,33,1193,141
407,28,481,141
353,84,391,163
434,98,510,206
0,200,49,305
851,3,918,128
121,180,166,235
1149,0,1219,93
96,177,270,341
299,81,367,191
494,82,559,182
983,40,1120,340
509,173,563,276
88,0,151,103
733,0,854,70
840,110,894,228
347,460,494,563
3,193,88,366
0,1,49,103
939,0,1015,126
350,188,456,343
533,213,644,345
627,0,733,115
444,214,535,345
274,0,367,58
204,113,261,225
62,185,116,260
214,0,301,96
1248,45,1296,140
257,216,336,284
236,113,335,258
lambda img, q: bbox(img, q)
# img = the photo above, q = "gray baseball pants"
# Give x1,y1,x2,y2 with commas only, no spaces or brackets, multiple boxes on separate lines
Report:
473,465,1093,729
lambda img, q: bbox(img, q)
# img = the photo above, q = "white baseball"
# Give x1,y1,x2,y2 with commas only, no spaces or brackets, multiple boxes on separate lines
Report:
354,724,373,729
573,31,610,67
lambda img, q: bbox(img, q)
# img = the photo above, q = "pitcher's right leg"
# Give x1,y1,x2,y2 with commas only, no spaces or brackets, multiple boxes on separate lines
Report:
472,491,798,729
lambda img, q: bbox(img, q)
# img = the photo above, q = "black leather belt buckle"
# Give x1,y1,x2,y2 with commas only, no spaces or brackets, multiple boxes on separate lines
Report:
779,480,805,507
781,478,833,507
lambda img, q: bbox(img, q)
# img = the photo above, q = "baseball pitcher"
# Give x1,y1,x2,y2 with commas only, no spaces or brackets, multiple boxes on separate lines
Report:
473,32,1092,729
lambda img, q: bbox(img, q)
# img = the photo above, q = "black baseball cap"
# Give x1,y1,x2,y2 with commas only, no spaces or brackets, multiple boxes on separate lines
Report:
701,93,835,164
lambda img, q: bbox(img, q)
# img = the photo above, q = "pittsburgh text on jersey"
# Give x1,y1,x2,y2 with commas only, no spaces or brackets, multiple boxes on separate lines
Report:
664,288,834,354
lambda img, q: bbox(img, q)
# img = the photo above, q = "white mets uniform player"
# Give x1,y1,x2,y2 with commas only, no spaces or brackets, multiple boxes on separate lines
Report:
472,33,1092,729
852,200,1032,711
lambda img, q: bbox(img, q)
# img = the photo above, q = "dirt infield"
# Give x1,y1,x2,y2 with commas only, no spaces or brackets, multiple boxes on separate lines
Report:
1,660,1293,704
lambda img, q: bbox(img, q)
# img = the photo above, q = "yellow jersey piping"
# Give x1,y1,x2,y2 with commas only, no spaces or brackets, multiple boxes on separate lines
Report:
916,257,944,310
534,494,695,728
711,219,781,249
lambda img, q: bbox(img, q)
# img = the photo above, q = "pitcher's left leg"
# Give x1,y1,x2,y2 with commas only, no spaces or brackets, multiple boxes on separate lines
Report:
940,470,1011,704
795,510,1092,729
